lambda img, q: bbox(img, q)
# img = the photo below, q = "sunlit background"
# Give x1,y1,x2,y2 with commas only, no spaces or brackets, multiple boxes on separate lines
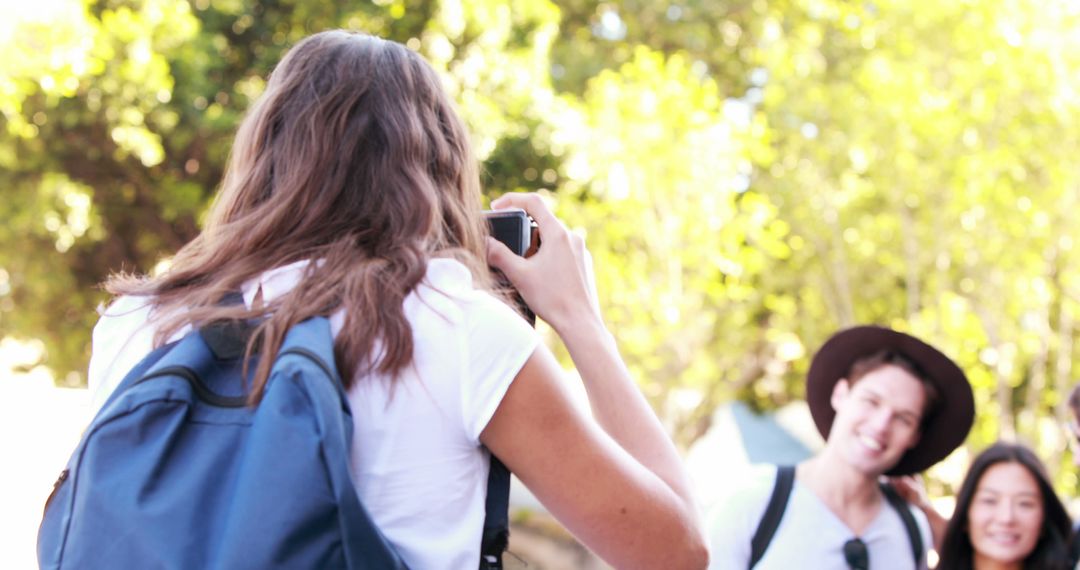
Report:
5,0,1080,567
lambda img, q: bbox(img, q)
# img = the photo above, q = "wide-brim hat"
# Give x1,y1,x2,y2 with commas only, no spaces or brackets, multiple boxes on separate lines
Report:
806,325,974,476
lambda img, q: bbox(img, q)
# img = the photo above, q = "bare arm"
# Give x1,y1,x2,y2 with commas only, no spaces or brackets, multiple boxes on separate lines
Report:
480,192,707,569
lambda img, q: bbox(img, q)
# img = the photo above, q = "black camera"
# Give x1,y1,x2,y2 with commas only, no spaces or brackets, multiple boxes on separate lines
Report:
483,208,538,325
483,208,535,257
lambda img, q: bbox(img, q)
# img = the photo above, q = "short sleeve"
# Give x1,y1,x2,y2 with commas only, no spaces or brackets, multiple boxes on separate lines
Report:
86,295,193,416
87,295,155,414
707,465,777,570
458,291,539,442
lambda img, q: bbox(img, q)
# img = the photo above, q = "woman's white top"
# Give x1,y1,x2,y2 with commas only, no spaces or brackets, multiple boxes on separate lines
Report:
87,258,539,569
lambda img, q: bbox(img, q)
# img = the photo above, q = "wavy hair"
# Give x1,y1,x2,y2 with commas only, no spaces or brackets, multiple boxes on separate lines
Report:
936,442,1073,570
107,30,494,400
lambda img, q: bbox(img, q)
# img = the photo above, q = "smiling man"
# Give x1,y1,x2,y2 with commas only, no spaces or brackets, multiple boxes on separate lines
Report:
708,326,975,570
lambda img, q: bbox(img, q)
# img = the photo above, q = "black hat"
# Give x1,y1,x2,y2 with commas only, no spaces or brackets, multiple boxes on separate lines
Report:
806,326,974,476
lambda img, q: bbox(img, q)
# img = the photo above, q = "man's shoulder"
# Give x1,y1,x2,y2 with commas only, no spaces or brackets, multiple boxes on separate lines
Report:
705,464,799,570
707,464,786,528
727,463,785,496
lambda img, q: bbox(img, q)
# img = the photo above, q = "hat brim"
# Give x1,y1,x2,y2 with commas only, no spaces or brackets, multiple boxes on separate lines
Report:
806,326,974,476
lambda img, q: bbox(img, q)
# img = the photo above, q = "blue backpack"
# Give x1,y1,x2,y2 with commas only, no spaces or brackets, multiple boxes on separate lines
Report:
38,315,510,569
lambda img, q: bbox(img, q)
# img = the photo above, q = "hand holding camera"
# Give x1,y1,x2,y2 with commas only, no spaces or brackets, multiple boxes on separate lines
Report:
484,193,602,336
484,208,538,259
484,207,538,325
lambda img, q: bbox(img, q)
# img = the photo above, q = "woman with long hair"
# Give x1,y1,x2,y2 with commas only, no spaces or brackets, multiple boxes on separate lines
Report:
86,30,707,568
936,442,1072,569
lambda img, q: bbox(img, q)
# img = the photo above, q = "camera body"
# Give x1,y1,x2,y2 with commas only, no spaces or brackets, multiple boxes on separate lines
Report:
483,208,535,257
483,208,538,326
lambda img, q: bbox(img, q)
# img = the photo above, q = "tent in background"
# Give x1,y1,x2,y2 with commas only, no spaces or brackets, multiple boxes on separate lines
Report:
504,398,823,566
686,400,822,509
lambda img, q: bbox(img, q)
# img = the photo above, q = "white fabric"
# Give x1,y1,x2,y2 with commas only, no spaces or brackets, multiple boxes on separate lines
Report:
707,464,932,570
87,258,539,570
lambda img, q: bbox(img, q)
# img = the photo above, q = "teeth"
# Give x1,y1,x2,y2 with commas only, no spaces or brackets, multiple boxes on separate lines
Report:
859,435,883,451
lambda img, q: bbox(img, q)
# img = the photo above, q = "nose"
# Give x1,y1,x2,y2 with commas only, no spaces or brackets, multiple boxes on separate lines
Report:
866,407,892,434
995,500,1018,523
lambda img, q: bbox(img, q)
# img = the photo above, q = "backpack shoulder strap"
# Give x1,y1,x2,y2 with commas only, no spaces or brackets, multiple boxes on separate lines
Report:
278,317,408,568
749,465,796,569
880,482,924,567
479,455,511,570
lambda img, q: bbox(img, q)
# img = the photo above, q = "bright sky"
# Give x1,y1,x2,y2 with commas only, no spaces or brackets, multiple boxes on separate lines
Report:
0,376,87,569
0,0,79,43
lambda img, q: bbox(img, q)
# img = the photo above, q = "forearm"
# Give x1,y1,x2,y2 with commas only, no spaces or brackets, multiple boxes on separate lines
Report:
556,315,698,514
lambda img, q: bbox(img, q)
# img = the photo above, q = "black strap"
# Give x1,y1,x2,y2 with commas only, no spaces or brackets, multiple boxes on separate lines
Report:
200,291,255,360
880,482,924,567
479,454,511,570
750,468,923,569
749,465,795,569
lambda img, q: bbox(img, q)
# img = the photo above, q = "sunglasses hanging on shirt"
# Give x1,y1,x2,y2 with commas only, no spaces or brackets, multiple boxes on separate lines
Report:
843,537,869,570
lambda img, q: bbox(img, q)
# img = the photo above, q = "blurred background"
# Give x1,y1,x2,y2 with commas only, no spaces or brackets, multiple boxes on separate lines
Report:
4,0,1080,567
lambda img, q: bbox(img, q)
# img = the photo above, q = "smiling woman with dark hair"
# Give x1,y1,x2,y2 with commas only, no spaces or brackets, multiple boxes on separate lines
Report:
936,442,1072,570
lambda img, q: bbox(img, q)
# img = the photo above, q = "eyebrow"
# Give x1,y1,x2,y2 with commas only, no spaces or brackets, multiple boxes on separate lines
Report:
974,488,1040,499
858,385,922,419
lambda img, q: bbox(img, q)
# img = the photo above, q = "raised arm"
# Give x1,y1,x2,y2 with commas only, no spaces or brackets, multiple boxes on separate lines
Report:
480,192,708,569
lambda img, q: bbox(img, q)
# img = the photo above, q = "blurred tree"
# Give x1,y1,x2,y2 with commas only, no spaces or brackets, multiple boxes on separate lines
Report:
6,0,1080,496
0,0,562,382
544,0,1080,492
550,46,794,445
730,0,1080,489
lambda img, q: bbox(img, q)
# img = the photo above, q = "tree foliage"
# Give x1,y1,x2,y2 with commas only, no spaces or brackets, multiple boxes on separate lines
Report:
6,0,1080,491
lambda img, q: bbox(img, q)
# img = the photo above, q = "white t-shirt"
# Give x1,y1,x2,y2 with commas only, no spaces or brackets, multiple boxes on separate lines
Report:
707,464,932,570
87,258,539,570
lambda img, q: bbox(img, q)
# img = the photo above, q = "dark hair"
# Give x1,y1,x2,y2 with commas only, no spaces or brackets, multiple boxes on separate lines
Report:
106,30,495,402
937,442,1073,570
847,349,941,428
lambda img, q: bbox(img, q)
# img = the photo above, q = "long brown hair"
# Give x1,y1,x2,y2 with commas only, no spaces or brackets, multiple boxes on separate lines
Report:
107,30,494,400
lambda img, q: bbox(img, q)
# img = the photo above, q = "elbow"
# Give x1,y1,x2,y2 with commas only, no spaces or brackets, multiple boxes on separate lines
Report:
661,503,711,569
668,530,710,569
684,509,712,569
689,536,711,569
616,523,709,569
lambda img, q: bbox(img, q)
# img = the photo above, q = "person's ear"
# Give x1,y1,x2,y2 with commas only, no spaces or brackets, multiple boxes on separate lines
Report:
831,379,851,411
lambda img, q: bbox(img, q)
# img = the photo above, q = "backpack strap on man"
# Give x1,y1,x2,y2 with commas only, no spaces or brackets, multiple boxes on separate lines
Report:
879,482,923,566
749,465,796,569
